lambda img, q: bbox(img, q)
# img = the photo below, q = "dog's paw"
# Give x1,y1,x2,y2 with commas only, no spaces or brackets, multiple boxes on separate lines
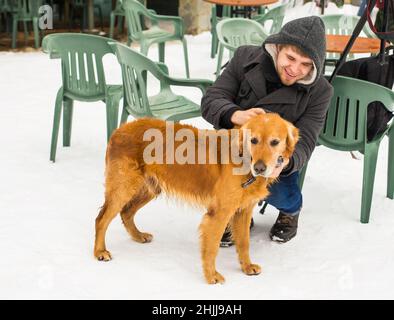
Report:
133,232,153,243
205,271,226,285
95,250,112,262
242,263,261,276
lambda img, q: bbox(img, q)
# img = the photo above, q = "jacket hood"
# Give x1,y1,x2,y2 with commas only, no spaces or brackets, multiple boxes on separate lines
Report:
263,16,326,87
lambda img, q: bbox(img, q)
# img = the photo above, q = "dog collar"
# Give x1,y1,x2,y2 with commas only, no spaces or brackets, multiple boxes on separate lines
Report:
241,174,256,189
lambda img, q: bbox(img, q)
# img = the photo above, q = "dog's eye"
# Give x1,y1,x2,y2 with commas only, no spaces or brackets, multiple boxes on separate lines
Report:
270,139,280,147
251,138,259,145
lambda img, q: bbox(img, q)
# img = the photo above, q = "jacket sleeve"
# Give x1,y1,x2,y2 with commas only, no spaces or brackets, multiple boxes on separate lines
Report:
201,47,247,129
282,79,334,175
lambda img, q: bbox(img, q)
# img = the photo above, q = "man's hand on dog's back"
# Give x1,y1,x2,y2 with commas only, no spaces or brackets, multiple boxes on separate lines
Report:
231,108,265,126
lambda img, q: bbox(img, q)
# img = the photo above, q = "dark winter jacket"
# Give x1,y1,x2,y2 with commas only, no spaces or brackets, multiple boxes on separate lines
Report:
201,16,334,175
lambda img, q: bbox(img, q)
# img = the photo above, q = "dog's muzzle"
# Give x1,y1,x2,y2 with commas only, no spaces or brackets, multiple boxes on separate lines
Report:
252,160,266,176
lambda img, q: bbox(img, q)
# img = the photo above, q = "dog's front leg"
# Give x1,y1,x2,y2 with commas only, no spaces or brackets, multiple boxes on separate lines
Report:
199,209,233,284
231,205,261,276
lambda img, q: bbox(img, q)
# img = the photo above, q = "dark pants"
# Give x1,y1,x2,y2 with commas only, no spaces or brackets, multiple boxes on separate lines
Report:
265,171,302,215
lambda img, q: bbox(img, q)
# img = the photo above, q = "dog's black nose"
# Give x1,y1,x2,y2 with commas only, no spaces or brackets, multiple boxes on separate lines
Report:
253,160,266,175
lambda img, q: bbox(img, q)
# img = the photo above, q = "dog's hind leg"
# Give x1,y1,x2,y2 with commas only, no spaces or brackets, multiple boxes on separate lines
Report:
94,166,146,261
230,204,261,276
120,185,157,243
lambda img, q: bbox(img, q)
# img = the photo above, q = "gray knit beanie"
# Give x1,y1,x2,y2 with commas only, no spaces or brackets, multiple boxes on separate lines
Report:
263,16,326,86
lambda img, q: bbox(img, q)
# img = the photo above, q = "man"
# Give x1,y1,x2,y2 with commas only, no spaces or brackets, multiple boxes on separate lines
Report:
201,16,334,244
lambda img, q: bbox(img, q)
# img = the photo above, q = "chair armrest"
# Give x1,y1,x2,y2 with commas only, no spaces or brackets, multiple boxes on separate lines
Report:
220,42,237,53
143,11,185,37
41,37,61,59
165,77,214,94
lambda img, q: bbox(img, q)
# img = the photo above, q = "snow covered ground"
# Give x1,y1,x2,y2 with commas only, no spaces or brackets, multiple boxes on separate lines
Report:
0,3,393,300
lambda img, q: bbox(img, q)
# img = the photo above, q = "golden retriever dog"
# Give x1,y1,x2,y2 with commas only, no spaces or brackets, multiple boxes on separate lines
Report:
94,113,299,284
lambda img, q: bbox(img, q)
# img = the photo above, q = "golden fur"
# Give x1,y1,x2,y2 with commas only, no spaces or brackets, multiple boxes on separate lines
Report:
94,113,299,284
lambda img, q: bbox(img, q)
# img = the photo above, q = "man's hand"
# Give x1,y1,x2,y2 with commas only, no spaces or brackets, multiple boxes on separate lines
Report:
231,108,265,126
269,158,290,179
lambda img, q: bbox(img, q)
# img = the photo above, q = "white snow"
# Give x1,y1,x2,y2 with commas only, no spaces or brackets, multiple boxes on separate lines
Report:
0,3,393,300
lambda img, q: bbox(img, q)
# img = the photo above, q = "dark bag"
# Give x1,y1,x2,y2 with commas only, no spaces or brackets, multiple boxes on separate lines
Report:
337,47,394,141
367,0,394,43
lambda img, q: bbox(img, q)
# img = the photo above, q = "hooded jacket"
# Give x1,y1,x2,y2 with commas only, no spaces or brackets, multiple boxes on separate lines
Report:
201,16,334,175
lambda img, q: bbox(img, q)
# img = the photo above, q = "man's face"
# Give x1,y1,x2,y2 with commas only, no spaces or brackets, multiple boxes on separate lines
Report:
276,46,314,86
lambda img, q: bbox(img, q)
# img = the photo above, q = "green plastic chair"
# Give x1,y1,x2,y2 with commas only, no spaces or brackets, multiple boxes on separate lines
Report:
216,18,269,78
210,5,267,59
252,3,287,35
109,42,213,123
10,0,43,48
321,14,376,70
122,0,190,78
109,0,154,40
299,76,394,223
42,33,123,162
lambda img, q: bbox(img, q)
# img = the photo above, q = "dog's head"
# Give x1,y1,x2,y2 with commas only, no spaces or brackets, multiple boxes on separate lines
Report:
239,113,299,178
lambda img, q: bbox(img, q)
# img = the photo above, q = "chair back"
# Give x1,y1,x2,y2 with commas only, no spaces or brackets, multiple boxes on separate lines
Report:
42,33,114,100
123,0,150,41
114,0,123,10
110,42,170,117
319,76,394,151
321,14,361,36
216,18,268,53
252,3,287,34
11,0,43,18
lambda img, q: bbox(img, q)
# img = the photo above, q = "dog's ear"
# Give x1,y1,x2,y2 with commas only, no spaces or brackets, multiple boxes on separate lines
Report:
285,121,299,156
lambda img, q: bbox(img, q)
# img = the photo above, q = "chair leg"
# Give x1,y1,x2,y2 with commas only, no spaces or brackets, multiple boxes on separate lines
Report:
158,42,165,63
50,88,64,162
23,21,28,41
82,4,88,30
97,6,103,30
33,17,40,48
105,96,121,141
63,98,74,147
109,12,115,38
11,18,17,49
216,44,224,79
387,128,394,199
140,42,149,56
120,107,129,125
360,144,380,223
210,6,217,59
69,6,74,30
211,30,218,59
182,38,190,78
118,16,124,34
